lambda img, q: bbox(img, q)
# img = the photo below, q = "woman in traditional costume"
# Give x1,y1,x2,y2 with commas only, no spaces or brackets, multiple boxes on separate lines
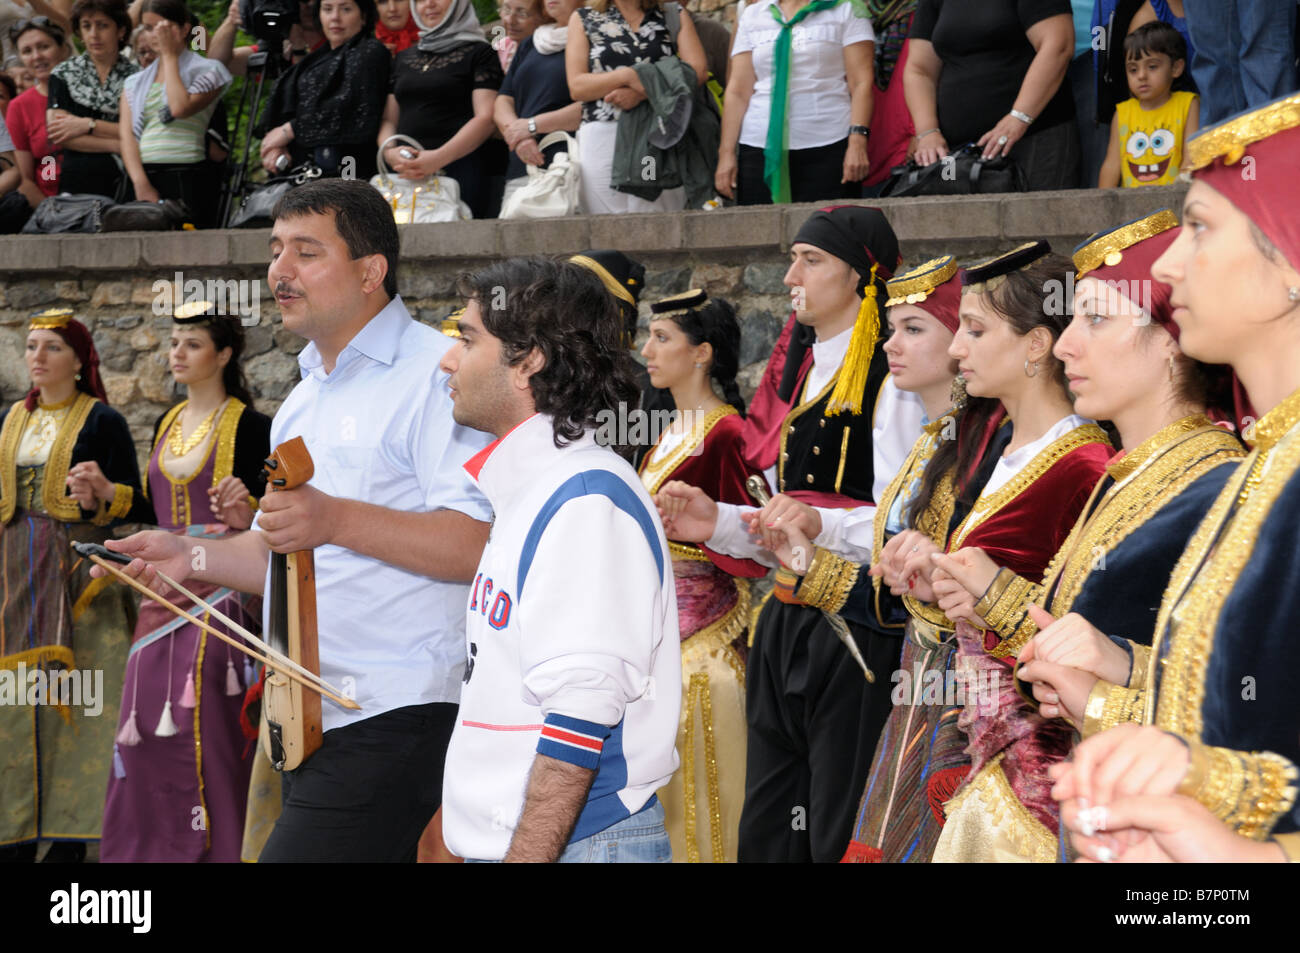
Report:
771,247,1114,862
639,289,767,863
1034,93,1300,863
0,309,144,863
99,302,271,862
922,211,1246,863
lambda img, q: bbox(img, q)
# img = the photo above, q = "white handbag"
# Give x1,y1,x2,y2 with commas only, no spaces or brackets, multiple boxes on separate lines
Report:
369,135,472,224
499,131,581,220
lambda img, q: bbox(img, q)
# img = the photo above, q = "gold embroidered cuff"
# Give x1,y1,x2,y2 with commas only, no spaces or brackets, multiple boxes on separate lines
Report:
1272,832,1300,863
795,547,860,614
1127,642,1151,689
979,570,1044,659
1177,739,1300,840
1081,682,1145,738
92,484,133,526
1082,680,1113,737
108,484,132,520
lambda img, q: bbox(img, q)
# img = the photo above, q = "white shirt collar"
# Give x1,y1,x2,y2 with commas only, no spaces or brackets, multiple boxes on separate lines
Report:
297,295,411,381
465,413,588,509
805,323,855,401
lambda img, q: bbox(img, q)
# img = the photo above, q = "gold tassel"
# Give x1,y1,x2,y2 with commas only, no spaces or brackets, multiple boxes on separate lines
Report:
827,263,880,416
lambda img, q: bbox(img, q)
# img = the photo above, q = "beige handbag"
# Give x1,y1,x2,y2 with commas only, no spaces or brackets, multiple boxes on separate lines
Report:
369,134,472,224
500,131,581,219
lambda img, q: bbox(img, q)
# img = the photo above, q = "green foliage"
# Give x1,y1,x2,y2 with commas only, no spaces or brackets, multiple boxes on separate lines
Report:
473,0,501,27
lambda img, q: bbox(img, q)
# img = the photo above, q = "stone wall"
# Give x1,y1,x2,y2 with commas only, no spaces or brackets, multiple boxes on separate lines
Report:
0,186,1185,470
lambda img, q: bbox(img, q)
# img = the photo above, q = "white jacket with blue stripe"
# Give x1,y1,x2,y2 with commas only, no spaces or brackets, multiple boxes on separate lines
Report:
441,413,682,860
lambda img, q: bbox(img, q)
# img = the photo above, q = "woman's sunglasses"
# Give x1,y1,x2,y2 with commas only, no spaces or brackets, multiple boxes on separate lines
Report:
9,16,66,44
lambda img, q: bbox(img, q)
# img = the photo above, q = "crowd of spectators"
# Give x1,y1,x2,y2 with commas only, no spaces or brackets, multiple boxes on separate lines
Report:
0,0,1297,230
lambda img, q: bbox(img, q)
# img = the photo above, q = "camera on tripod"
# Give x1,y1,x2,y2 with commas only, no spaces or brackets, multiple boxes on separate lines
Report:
240,0,300,48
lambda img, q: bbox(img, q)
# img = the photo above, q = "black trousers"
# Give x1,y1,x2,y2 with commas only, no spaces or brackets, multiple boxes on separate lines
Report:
259,701,457,863
738,601,901,862
737,138,862,205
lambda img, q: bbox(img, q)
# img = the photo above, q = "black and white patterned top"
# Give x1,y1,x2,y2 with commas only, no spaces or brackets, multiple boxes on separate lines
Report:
47,52,138,121
576,5,675,124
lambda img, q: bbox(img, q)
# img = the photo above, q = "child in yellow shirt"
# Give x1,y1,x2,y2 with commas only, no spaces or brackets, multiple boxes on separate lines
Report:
1099,21,1200,188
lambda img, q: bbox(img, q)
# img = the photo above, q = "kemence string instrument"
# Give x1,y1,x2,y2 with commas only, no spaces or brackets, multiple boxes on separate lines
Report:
261,437,323,771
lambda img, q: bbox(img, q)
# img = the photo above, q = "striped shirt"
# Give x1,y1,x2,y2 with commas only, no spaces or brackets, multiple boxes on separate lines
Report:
138,82,217,164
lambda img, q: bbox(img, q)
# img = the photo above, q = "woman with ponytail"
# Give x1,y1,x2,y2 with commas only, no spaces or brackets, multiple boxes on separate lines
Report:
0,309,144,862
98,302,271,863
637,289,766,863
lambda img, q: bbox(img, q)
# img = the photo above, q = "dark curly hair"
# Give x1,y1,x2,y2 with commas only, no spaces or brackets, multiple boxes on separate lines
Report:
654,297,746,416
456,257,641,452
70,0,132,49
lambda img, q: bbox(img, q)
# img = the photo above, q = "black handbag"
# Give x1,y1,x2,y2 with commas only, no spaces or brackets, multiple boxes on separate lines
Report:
20,193,116,234
879,143,1027,197
100,198,191,232
227,163,323,229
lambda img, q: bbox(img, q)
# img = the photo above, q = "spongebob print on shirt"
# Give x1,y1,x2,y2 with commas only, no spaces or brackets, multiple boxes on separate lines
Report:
1116,90,1198,188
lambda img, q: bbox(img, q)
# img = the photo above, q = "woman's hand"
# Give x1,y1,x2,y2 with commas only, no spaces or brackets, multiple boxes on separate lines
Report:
45,110,86,146
654,480,718,543
930,564,985,626
715,150,737,199
841,135,869,184
928,548,1000,613
154,19,187,58
603,86,646,111
870,529,938,599
261,146,289,173
745,494,822,554
913,129,948,167
66,460,115,509
869,529,916,589
1023,605,1131,685
1049,723,1191,811
133,180,161,203
209,475,254,530
760,521,814,575
516,138,544,167
399,148,447,179
502,116,533,151
977,113,1029,160
1060,793,1289,863
1015,645,1096,729
260,122,293,153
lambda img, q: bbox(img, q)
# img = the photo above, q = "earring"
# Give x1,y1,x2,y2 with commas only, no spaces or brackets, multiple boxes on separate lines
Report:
1023,360,1039,378
694,362,703,369
1289,287,1299,302
75,373,82,381
950,374,968,409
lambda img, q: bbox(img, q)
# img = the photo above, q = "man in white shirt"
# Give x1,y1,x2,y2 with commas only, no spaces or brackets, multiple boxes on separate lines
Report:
103,180,493,861
658,206,925,862
437,257,681,863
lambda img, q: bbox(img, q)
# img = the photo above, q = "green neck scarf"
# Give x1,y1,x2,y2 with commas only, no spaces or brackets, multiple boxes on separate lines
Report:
764,0,843,203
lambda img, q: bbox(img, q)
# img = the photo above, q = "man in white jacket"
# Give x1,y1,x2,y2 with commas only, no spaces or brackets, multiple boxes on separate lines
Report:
438,257,682,863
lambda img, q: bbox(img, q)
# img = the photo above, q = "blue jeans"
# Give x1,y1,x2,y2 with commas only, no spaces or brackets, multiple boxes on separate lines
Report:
1184,0,1298,123
558,799,671,864
467,799,672,863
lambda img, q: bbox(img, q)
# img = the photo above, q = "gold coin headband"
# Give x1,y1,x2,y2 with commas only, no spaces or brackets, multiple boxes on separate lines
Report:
885,256,958,307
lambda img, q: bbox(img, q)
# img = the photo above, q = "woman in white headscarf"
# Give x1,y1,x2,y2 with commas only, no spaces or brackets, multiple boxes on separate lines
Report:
377,0,507,218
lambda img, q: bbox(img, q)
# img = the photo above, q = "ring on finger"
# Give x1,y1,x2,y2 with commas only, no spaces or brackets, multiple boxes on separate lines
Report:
997,135,1009,146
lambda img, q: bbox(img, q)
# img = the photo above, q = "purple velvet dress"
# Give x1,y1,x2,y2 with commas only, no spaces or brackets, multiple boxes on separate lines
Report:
100,432,262,862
